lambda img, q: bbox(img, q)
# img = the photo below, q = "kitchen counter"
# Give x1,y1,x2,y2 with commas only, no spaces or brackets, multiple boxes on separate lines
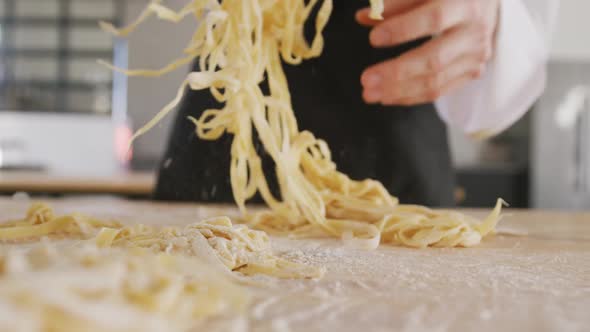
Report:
0,171,155,196
0,198,588,331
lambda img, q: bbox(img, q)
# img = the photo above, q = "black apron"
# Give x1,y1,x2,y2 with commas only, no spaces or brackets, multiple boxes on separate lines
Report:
154,3,455,207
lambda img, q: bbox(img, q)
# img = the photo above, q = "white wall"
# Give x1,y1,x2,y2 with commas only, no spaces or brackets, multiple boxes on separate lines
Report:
124,0,196,162
550,0,590,62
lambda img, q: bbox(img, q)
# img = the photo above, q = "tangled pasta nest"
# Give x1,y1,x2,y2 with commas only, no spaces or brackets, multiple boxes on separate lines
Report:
100,0,504,249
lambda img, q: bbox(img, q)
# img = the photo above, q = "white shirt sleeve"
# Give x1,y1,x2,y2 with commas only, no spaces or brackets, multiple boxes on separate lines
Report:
435,0,560,138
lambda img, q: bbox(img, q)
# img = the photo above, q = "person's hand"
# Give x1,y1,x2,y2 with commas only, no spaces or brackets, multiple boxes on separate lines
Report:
357,0,500,106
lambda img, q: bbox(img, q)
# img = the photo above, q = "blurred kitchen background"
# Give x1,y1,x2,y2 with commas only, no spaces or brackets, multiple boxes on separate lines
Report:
0,0,588,210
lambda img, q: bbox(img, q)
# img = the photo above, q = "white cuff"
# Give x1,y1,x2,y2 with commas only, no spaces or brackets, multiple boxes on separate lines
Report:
435,0,549,138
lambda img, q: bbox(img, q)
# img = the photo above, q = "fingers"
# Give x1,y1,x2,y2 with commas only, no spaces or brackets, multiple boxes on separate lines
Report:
357,0,499,106
361,25,489,91
397,73,477,105
369,0,482,48
386,56,484,105
362,52,486,105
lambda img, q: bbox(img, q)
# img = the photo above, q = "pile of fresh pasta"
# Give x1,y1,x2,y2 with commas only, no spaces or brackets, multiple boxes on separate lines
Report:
0,244,248,332
0,203,324,279
0,203,322,331
101,0,504,250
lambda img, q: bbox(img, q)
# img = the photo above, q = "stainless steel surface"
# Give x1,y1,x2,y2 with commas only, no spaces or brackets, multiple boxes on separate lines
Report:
533,61,590,209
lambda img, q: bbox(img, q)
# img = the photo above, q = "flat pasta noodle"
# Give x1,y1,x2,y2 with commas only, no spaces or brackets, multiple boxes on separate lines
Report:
0,202,122,241
101,0,504,250
0,203,324,279
369,0,385,19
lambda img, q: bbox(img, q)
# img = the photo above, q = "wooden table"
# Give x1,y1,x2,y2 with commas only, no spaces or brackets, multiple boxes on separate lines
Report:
0,171,155,196
0,198,588,332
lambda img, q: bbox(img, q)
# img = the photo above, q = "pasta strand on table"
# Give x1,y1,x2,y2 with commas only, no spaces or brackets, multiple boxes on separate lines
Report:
0,203,324,279
0,243,248,332
101,0,504,249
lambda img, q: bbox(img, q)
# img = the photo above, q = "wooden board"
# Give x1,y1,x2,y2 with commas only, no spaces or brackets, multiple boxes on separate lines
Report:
0,198,588,332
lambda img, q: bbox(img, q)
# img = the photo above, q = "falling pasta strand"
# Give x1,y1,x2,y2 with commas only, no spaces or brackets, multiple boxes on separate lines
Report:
101,0,504,249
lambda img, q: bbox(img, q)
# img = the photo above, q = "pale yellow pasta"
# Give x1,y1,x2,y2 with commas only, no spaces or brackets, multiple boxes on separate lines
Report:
101,0,504,250
0,244,248,332
0,202,122,241
370,0,385,19
0,203,322,331
0,203,323,279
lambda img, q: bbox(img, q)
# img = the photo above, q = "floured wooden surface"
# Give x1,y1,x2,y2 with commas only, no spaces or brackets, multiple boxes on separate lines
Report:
1,197,589,332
